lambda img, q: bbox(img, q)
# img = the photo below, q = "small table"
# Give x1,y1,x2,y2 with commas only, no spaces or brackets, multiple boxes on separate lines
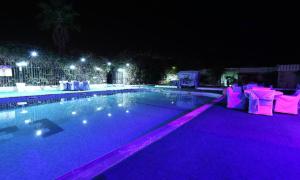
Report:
244,89,283,98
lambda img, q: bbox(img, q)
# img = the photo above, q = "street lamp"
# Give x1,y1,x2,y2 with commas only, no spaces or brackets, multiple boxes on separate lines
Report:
70,65,76,70
16,61,28,83
107,62,112,66
126,63,130,67
16,61,28,71
80,57,86,62
30,51,38,57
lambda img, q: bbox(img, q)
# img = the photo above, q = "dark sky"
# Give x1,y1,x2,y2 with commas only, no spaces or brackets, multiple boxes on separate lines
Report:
0,1,300,67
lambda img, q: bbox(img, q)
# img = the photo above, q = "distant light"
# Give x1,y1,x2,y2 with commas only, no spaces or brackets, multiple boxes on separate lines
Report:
171,101,174,104
95,67,102,71
96,107,102,111
17,102,27,106
80,57,86,62
24,119,32,124
118,68,125,72
16,61,28,67
72,111,77,115
36,129,42,136
70,65,76,70
107,62,112,66
126,63,130,67
126,110,130,113
30,51,38,57
82,120,87,124
93,94,97,97
107,113,112,117
87,98,91,101
172,66,176,70
118,103,123,107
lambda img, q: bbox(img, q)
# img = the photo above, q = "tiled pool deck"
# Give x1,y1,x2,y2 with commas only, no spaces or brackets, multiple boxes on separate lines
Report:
97,100,300,180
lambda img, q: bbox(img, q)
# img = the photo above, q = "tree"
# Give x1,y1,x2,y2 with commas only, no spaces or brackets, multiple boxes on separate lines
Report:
38,0,79,55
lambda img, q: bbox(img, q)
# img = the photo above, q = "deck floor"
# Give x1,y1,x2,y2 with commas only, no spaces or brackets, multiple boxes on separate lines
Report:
98,101,300,180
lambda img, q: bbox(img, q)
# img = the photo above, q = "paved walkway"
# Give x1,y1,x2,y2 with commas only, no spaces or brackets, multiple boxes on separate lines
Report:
98,102,300,180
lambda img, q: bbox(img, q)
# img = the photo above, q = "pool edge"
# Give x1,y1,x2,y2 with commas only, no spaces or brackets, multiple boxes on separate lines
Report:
56,95,225,180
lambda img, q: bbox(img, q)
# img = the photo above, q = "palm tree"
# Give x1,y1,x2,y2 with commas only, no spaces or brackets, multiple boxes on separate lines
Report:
38,0,79,55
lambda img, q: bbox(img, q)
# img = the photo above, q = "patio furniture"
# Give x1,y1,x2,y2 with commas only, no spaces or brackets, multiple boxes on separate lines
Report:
65,82,72,91
274,90,300,115
80,81,90,91
177,71,200,88
226,86,247,110
73,81,80,91
248,89,275,116
243,83,258,90
244,88,282,98
59,81,68,90
16,83,26,92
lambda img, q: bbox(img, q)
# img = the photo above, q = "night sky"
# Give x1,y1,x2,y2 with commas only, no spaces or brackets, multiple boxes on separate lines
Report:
1,1,300,68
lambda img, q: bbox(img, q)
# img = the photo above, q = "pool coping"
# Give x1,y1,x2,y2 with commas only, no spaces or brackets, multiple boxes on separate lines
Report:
0,88,142,104
57,95,225,180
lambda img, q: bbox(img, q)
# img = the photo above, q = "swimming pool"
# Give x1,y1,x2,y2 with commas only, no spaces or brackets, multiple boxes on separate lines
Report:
0,90,214,179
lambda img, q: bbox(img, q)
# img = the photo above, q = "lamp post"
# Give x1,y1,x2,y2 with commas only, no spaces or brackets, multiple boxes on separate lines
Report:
70,65,76,80
29,51,38,83
16,61,28,82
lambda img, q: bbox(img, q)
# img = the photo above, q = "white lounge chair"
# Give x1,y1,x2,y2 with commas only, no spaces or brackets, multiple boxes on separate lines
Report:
248,89,275,116
274,90,300,115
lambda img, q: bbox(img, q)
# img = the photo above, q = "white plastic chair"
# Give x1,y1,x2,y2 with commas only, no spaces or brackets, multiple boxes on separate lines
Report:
248,89,275,116
274,90,300,115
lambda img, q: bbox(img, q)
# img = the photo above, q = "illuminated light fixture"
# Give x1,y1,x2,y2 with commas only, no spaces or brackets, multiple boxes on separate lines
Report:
126,110,130,113
24,119,32,124
82,120,87,124
72,111,77,115
126,63,130,67
117,68,125,72
172,66,176,70
70,65,76,70
93,94,97,97
171,101,175,104
118,103,123,107
94,67,102,71
107,62,112,66
16,61,28,67
30,51,38,57
107,113,112,117
17,102,27,106
80,57,86,62
96,107,102,111
36,129,42,136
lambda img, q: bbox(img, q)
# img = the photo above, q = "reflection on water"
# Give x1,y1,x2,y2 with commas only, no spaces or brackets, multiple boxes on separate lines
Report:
0,92,207,142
